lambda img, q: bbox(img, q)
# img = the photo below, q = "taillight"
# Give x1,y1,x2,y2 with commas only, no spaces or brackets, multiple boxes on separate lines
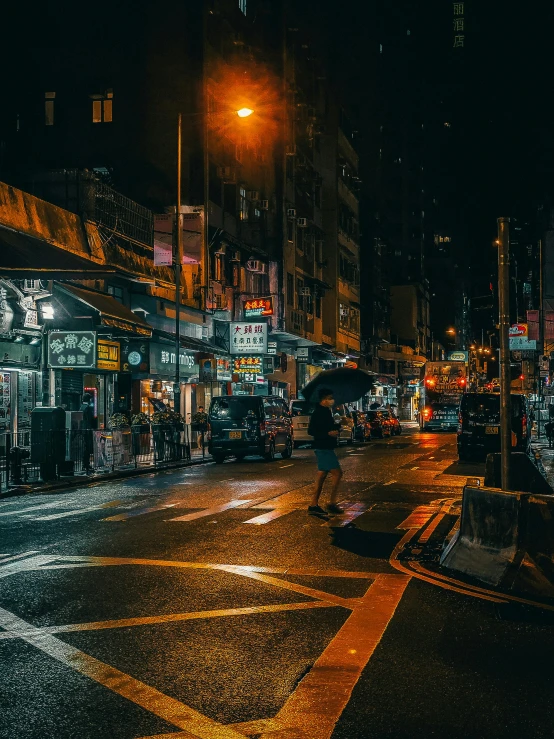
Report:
259,421,266,436
422,407,432,421
522,414,527,437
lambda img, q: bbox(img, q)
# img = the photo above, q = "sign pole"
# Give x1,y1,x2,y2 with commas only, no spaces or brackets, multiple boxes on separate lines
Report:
174,113,182,415
498,217,511,491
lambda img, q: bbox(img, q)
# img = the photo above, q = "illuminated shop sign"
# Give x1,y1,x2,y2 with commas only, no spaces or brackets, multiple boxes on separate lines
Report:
230,322,268,354
243,297,273,318
234,356,263,374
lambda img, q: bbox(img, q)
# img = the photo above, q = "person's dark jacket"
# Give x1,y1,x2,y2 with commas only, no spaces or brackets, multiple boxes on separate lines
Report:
80,402,96,430
308,404,339,449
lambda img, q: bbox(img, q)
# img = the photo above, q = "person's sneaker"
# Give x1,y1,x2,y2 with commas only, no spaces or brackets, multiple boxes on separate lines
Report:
326,503,344,515
308,505,327,515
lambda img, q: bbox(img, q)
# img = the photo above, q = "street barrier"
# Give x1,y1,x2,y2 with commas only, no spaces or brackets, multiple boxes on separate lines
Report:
440,486,528,586
484,452,553,495
0,424,204,493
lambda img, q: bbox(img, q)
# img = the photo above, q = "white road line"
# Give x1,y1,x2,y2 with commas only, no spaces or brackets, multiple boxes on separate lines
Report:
0,555,61,579
324,503,375,528
0,500,75,517
411,466,419,470
242,508,297,525
383,480,396,486
32,504,120,521
0,551,39,565
279,464,294,468
103,504,177,522
167,499,255,522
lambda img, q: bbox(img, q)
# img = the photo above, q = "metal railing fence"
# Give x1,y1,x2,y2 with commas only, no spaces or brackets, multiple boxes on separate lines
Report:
0,424,207,493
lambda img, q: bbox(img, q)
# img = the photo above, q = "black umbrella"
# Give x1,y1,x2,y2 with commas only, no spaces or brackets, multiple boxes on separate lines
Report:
301,368,375,406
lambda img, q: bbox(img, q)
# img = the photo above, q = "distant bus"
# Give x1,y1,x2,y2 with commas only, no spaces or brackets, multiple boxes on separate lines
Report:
419,361,467,431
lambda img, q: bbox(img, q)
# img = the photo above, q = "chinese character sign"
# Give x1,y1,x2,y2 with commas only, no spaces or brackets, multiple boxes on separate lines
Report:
230,322,268,355
243,297,274,318
452,1,465,47
234,357,263,374
48,331,96,368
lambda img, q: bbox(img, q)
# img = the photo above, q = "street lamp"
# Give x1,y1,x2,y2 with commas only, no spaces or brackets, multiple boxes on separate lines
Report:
173,104,255,413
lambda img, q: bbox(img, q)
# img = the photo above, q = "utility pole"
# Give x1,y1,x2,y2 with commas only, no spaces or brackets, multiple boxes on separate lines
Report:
498,217,511,490
538,237,543,438
174,113,182,414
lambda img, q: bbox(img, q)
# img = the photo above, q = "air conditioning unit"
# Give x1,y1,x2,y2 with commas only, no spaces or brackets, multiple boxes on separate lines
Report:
287,208,296,218
248,191,259,201
300,287,311,296
286,144,297,156
217,166,236,182
340,307,350,317
215,294,228,310
230,250,241,262
260,200,269,210
246,260,267,273
297,217,308,227
23,280,42,293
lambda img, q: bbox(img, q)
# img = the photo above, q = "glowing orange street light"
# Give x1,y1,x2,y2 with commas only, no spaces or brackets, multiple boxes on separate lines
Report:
237,107,254,118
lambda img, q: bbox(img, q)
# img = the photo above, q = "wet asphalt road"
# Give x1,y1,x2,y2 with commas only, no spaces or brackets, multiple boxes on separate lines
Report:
1,427,554,739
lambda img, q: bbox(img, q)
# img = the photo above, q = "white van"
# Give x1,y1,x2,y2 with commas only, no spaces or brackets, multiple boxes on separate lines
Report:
290,399,315,447
290,399,354,447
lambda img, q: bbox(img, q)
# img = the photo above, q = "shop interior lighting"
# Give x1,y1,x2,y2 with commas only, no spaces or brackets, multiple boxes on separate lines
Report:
29,337,42,345
14,336,24,343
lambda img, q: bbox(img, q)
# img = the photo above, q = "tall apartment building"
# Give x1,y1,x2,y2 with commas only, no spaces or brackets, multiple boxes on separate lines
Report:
0,0,361,404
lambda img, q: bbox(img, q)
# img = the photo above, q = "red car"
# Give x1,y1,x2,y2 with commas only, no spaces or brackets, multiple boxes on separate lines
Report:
383,410,402,436
367,410,392,438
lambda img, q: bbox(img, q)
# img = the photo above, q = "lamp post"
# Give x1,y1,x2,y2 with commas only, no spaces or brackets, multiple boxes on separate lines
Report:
173,106,254,412
497,217,511,490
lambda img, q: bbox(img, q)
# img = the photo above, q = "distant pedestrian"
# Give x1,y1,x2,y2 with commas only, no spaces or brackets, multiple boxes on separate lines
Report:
307,388,343,515
545,420,554,449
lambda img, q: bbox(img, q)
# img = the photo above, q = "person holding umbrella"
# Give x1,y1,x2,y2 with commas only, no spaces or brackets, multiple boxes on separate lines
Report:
307,388,344,515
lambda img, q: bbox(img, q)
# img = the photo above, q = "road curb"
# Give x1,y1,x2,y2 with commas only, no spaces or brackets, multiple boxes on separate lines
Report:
0,456,211,499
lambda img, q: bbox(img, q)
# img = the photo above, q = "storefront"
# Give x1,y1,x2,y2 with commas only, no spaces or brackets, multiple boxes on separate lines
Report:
0,340,42,434
48,331,124,428
198,355,232,407
138,341,200,419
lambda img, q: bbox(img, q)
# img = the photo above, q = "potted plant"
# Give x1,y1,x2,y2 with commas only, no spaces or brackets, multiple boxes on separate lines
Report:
131,412,150,433
109,413,130,429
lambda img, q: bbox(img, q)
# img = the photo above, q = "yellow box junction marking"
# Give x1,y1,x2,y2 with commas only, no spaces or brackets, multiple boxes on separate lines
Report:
0,554,410,739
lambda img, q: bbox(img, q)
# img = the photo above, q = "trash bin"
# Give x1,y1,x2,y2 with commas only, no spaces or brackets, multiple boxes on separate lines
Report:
31,407,66,481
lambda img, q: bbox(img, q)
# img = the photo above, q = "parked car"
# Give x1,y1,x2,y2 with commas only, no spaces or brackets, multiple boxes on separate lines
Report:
290,399,315,448
457,392,531,461
334,405,355,444
384,410,402,436
208,395,293,463
349,410,371,442
367,409,392,438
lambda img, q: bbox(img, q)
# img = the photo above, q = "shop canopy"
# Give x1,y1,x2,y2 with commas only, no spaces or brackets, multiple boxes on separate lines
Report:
55,284,152,336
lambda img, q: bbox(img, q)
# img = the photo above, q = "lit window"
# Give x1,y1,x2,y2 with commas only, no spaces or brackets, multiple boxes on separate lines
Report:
239,0,247,15
45,92,55,126
91,90,114,123
239,188,249,221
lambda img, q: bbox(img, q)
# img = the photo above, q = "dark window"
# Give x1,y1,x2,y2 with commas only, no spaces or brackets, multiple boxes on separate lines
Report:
291,400,316,416
287,219,294,242
315,296,322,318
209,397,261,420
287,272,294,305
107,285,124,302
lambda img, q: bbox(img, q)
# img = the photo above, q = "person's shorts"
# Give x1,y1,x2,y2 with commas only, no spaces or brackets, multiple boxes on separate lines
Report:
314,449,341,472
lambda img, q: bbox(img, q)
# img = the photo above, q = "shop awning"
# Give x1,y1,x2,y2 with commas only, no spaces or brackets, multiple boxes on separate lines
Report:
55,284,152,336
